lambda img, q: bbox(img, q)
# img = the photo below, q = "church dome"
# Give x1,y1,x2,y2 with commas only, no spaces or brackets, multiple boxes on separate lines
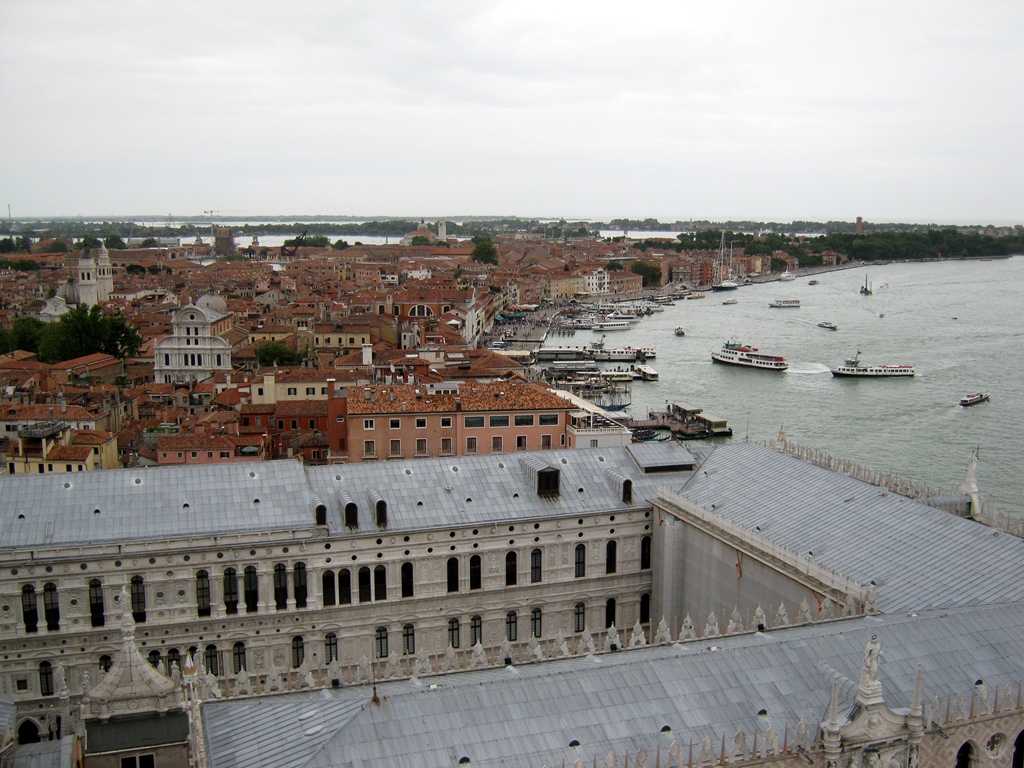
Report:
56,278,81,306
196,293,228,313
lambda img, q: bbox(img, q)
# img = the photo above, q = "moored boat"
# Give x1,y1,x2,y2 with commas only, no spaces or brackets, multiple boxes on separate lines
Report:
830,351,914,377
685,293,706,300
711,340,788,371
768,298,801,308
778,270,796,281
635,364,659,381
959,392,989,407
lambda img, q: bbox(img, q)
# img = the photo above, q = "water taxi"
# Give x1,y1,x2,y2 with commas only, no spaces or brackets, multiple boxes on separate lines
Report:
768,298,801,308
959,392,989,407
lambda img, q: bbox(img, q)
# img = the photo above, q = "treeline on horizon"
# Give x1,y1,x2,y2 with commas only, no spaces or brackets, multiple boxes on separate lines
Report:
2,218,1022,265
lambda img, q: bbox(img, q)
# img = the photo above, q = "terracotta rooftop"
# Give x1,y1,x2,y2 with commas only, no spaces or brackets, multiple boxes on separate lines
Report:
347,381,572,415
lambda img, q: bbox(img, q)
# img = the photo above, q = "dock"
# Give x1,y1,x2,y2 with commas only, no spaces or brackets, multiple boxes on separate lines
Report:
625,401,732,440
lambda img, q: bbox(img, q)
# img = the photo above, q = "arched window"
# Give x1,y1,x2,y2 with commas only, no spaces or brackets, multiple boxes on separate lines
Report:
640,593,651,625
243,566,259,613
358,567,372,603
130,575,147,622
531,608,542,638
374,627,389,658
374,565,387,600
469,555,482,590
605,598,616,629
402,624,416,655
530,549,542,583
344,501,358,529
233,642,246,673
606,541,617,574
339,569,352,605
99,655,113,673
1011,730,1024,768
223,568,238,614
575,544,586,578
43,583,60,631
574,602,586,633
447,558,460,593
640,535,652,570
322,570,336,606
505,611,517,642
448,618,461,649
89,579,105,627
196,571,211,617
273,563,288,610
21,585,38,633
954,742,975,768
148,650,161,668
291,636,305,668
400,562,414,598
204,645,219,676
294,563,307,608
17,720,41,745
470,615,483,646
38,662,54,696
324,633,338,664
505,552,517,586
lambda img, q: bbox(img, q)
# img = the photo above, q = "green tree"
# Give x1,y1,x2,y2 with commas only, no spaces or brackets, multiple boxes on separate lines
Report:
332,240,350,250
139,237,160,248
49,240,69,253
255,342,304,367
9,316,45,353
471,238,498,265
410,235,431,246
104,235,127,250
606,261,624,271
75,235,101,250
35,305,142,363
629,260,662,286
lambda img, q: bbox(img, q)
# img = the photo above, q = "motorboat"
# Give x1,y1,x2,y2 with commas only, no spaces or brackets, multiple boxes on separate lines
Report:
778,270,796,281
635,364,659,381
959,392,989,407
674,326,686,336
721,298,738,305
808,279,820,285
830,351,914,377
817,321,838,331
768,298,801,308
711,340,788,371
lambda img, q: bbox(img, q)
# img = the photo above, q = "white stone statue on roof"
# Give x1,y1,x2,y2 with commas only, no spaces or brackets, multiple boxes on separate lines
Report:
860,635,882,687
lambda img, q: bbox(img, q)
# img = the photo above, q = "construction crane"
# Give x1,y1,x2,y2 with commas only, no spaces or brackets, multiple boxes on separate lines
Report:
203,210,219,243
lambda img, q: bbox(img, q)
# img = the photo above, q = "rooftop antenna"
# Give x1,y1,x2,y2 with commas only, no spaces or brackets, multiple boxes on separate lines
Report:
203,210,219,243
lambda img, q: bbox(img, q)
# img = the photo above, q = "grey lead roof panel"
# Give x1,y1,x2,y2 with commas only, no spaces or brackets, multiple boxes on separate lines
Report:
202,602,1024,768
671,442,1024,613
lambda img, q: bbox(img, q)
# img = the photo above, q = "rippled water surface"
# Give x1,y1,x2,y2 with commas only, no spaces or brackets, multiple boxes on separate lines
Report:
545,257,1024,518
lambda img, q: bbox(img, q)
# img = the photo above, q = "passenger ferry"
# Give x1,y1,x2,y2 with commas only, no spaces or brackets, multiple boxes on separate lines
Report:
959,392,989,407
591,320,632,331
635,364,659,381
830,352,915,377
711,340,788,371
768,298,801,308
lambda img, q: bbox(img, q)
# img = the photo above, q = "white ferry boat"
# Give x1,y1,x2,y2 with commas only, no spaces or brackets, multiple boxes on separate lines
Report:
778,270,796,281
711,340,788,371
769,298,801,308
635,364,659,381
591,320,632,331
830,352,915,377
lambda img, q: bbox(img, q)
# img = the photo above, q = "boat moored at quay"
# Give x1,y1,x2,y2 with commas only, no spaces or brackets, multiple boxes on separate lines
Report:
830,351,915,377
711,340,789,371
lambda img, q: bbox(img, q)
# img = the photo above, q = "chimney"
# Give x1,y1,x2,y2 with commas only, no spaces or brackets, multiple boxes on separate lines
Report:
327,378,336,398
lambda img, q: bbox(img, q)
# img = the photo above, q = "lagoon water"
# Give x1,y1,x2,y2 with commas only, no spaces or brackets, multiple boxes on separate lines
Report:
545,257,1024,520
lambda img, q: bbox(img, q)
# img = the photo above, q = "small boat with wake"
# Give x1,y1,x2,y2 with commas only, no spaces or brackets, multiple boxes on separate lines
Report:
959,392,989,407
830,351,914,377
817,321,838,331
711,340,788,371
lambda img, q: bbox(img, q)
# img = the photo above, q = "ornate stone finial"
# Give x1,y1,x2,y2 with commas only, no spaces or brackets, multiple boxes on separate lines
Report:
732,729,749,760
413,647,433,677
655,617,673,644
357,654,372,683
753,605,767,631
678,614,695,641
698,736,715,764
500,637,514,664
727,607,743,634
774,602,790,627
820,597,835,620
384,650,402,678
441,645,458,672
703,611,719,637
798,598,814,624
629,621,647,648
763,726,778,756
974,679,991,716
604,623,620,652
794,719,810,752
469,641,488,669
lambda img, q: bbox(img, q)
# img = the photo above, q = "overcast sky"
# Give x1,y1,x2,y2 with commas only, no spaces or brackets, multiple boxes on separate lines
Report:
2,1,1021,224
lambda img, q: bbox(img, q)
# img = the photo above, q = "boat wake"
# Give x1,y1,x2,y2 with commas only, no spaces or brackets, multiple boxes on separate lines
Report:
787,362,832,374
